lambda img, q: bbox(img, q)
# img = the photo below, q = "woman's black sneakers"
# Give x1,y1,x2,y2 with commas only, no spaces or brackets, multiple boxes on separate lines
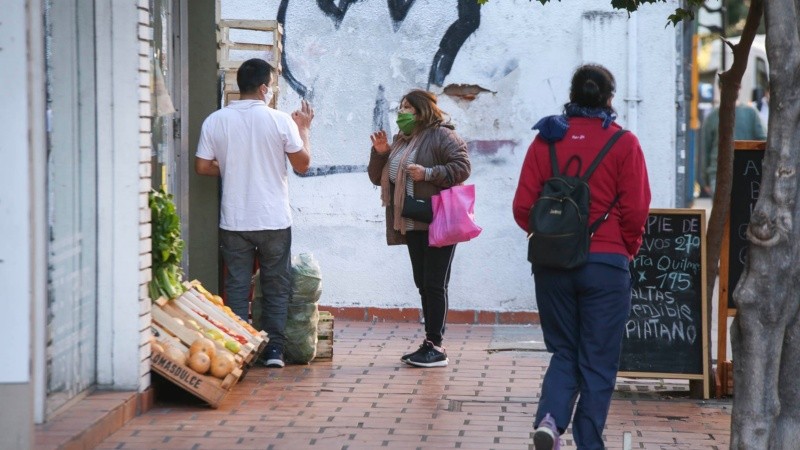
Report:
401,340,432,362
403,340,448,367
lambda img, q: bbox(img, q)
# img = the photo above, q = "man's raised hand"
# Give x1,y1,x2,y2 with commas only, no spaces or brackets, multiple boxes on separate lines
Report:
291,99,314,130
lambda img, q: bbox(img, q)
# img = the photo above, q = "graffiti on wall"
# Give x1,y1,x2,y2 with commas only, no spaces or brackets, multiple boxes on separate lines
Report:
277,0,480,97
276,0,481,176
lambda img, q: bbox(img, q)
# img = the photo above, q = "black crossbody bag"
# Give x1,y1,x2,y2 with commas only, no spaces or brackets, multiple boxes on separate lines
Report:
401,195,434,223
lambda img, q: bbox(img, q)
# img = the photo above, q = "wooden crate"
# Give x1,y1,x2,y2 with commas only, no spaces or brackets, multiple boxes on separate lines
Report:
150,348,241,408
151,303,249,366
715,360,734,397
216,18,283,108
314,311,334,360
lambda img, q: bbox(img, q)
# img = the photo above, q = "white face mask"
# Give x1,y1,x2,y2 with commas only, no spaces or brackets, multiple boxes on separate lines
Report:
264,87,274,105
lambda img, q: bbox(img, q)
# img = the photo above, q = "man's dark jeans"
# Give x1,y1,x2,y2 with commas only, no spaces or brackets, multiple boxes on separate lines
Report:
220,228,292,349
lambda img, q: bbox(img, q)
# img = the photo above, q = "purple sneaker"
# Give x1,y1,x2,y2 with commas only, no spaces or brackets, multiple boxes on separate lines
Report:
533,413,560,450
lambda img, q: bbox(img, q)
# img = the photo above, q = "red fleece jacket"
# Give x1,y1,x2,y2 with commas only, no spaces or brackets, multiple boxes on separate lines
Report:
512,118,651,259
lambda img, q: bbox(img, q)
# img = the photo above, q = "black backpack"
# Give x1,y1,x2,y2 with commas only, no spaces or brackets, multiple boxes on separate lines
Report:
527,129,627,269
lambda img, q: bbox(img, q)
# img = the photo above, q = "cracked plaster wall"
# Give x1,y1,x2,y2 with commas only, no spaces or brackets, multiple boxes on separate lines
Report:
218,0,680,312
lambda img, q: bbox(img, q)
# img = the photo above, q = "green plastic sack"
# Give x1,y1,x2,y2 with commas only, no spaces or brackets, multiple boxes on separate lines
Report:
283,253,323,364
284,303,319,364
292,253,322,300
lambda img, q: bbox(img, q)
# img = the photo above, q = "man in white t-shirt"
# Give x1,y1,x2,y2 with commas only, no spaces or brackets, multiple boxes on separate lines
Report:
195,58,314,368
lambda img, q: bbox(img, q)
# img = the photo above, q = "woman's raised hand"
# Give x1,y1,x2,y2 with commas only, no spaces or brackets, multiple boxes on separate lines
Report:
370,130,390,154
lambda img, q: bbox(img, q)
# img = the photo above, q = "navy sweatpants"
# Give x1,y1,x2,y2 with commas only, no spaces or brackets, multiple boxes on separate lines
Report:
533,253,632,450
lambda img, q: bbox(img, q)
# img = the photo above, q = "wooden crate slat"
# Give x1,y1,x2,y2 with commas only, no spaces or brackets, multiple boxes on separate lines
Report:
150,323,190,353
152,305,204,348
315,340,333,360
220,367,244,390
314,312,334,360
219,42,276,52
219,19,280,31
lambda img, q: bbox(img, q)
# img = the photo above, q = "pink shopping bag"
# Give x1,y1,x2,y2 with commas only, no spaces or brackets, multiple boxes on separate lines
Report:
428,184,482,247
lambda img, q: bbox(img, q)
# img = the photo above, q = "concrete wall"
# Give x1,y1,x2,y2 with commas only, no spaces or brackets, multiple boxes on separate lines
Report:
216,0,681,314
136,0,156,391
0,0,41,445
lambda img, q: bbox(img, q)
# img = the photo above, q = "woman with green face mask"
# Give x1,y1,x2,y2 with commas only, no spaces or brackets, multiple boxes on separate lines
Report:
367,89,471,368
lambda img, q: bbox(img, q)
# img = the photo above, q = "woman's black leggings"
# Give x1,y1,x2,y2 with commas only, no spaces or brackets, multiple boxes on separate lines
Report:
405,230,456,347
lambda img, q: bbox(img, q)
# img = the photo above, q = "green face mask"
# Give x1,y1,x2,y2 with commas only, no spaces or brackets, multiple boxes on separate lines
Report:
396,112,417,134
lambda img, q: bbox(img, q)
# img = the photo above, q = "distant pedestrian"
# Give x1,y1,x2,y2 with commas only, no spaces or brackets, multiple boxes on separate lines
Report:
700,85,766,196
367,89,470,368
754,85,769,128
512,64,651,450
195,58,314,369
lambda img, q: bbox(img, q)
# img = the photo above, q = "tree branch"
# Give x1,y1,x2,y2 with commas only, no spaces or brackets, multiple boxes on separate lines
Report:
704,0,764,399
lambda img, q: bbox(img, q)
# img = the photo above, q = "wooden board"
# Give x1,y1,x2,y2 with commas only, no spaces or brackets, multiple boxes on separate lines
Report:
216,18,283,107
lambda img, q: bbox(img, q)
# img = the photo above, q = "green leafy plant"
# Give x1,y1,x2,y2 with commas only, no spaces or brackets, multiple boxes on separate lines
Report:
149,188,186,300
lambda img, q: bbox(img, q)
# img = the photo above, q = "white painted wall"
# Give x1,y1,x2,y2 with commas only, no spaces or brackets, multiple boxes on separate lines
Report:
95,0,150,390
1,0,45,442
219,0,680,312
0,0,34,386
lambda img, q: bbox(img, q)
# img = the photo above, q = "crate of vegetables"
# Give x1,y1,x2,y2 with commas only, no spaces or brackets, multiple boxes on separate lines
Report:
184,280,269,356
152,302,252,364
149,331,242,408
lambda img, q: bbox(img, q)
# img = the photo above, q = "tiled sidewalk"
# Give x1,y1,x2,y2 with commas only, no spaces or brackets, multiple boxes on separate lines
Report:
93,322,731,450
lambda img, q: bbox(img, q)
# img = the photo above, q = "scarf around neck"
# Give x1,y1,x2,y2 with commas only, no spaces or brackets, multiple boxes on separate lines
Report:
380,133,420,234
532,102,617,142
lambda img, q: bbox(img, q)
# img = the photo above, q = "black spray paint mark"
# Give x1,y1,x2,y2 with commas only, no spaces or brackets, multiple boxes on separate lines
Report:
277,1,308,98
277,0,482,97
428,0,481,87
294,164,369,177
316,0,363,29
387,0,416,31
373,85,391,133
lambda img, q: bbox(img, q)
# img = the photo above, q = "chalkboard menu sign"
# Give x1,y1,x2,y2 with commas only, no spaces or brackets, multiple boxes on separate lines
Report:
619,209,708,383
722,145,765,311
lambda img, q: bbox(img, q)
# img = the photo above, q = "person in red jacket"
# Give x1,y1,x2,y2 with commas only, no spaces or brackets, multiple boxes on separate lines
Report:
513,64,651,450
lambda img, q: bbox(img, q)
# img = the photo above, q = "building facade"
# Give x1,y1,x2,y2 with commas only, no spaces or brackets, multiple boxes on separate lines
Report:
1,1,689,446
1,0,156,446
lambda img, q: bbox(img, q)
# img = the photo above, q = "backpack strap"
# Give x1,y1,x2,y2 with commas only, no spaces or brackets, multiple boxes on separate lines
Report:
589,195,619,235
580,129,628,182
548,141,560,176
586,129,628,235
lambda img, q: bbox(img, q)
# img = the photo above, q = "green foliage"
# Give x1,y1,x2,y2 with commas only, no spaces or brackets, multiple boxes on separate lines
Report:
149,188,186,300
476,0,708,26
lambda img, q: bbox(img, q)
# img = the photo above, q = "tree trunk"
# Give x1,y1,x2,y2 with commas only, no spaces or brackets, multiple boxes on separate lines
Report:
703,0,763,399
730,0,800,449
